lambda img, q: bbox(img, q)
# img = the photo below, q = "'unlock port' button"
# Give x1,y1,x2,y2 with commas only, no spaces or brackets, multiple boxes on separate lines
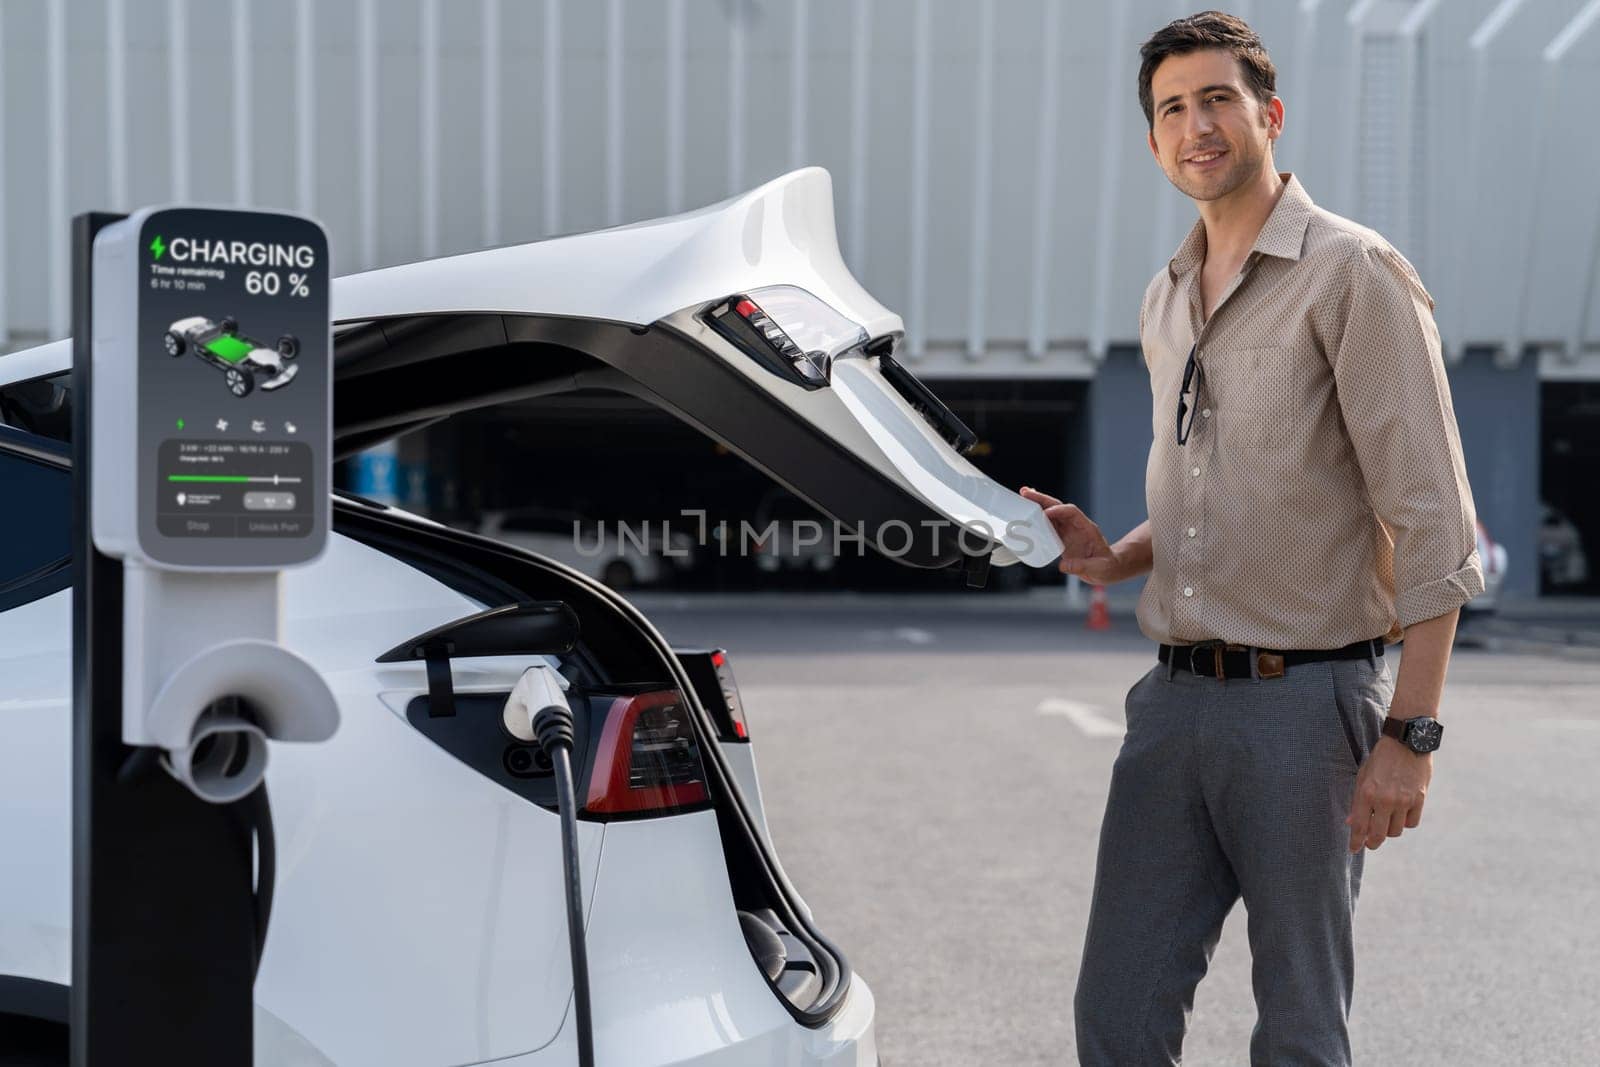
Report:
243,491,297,511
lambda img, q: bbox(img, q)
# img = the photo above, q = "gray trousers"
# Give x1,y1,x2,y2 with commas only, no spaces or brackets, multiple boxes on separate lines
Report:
1074,652,1393,1066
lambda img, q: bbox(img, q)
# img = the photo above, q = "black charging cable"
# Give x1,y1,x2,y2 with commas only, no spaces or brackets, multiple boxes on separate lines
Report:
533,702,595,1067
245,784,275,979
118,745,276,979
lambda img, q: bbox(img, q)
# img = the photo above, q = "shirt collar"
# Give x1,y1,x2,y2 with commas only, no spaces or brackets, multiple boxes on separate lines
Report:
1167,172,1315,282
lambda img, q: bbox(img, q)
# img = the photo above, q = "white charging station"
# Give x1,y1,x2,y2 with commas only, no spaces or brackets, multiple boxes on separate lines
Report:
88,206,338,802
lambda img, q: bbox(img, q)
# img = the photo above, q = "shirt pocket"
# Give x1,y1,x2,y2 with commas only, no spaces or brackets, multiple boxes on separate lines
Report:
1199,344,1299,451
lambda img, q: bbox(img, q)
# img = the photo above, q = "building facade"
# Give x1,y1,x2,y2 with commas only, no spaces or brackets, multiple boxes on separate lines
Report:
4,0,1599,596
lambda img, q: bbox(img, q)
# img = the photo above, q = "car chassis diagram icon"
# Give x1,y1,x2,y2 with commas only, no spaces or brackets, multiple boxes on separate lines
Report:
164,315,300,398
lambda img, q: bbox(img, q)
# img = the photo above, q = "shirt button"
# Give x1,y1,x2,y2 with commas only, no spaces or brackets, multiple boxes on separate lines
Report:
1191,466,1201,478
1183,586,1195,598
1187,526,1197,538
1201,408,1211,419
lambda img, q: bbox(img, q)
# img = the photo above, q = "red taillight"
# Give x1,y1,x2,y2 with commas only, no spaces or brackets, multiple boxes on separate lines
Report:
672,647,751,744
584,690,708,815
714,292,829,386
713,652,749,741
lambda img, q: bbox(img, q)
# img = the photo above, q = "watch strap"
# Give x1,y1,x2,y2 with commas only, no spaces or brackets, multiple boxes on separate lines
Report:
1381,716,1406,742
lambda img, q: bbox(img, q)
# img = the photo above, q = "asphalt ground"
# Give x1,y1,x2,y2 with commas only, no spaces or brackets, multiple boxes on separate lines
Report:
635,595,1600,1067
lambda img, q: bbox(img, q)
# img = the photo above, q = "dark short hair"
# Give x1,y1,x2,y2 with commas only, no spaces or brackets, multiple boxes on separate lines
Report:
1138,11,1276,129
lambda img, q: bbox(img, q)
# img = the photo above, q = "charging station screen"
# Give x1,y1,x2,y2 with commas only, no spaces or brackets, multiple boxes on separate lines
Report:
137,209,329,567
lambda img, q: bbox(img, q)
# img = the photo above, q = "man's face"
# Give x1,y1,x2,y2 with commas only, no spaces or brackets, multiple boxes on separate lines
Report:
1146,48,1282,202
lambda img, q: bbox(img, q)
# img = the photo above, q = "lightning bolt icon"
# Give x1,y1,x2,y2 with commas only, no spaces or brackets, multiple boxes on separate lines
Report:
149,235,166,260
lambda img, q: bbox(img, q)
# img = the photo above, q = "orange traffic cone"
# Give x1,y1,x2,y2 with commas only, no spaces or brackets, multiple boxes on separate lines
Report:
1086,585,1112,631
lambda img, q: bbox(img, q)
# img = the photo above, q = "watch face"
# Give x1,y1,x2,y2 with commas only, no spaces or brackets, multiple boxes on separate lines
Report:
1406,717,1443,753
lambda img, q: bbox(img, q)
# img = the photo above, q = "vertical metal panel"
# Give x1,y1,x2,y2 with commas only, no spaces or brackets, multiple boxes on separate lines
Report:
107,0,128,210
1089,2,1130,360
1510,62,1557,359
1392,32,1416,265
295,0,314,213
1469,0,1528,49
665,0,685,213
727,5,746,196
1545,0,1600,62
965,0,994,360
482,0,501,246
1150,0,1187,275
543,0,562,236
605,0,623,226
1399,0,1444,36
1396,1,1443,284
48,0,67,338
1337,1,1376,220
1576,199,1600,356
231,0,253,206
1526,0,1600,358
420,0,440,257
847,0,872,273
1026,0,1063,361
358,0,378,268
1456,0,1527,358
1557,0,1600,353
789,0,808,170
1287,1,1323,177
906,0,930,360
168,0,190,203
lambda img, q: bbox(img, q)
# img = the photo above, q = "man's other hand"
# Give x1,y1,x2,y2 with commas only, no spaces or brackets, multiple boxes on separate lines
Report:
1345,736,1431,852
1019,487,1129,585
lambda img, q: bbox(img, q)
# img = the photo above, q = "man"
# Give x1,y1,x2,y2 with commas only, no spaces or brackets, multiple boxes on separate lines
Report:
1020,11,1482,1066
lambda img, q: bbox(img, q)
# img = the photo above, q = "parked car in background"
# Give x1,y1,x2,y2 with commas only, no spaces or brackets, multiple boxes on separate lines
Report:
1540,503,1590,589
750,489,836,576
478,506,693,589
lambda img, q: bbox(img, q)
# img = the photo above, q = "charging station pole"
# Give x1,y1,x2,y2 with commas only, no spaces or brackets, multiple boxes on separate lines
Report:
71,207,337,1065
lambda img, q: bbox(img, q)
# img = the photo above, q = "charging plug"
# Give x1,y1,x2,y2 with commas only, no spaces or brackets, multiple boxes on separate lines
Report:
501,665,571,744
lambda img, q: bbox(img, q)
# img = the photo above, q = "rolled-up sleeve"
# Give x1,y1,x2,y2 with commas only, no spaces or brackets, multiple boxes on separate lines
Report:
1331,245,1484,628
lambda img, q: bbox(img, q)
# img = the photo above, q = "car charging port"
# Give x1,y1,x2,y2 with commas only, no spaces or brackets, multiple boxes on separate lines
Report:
502,743,552,779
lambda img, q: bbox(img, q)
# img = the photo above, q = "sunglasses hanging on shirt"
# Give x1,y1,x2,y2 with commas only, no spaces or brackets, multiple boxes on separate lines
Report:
1175,344,1202,445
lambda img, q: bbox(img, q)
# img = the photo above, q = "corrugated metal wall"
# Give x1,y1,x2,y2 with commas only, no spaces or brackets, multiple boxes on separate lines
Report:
4,0,1600,377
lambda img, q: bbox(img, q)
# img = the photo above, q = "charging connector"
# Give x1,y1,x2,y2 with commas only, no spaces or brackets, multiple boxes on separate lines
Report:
507,666,594,1067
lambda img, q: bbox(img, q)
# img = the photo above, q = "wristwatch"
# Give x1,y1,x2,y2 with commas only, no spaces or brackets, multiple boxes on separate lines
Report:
1381,715,1443,754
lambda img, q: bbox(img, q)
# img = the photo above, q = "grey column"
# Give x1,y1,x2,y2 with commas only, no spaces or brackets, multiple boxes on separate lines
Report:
1087,345,1153,603
1448,348,1540,601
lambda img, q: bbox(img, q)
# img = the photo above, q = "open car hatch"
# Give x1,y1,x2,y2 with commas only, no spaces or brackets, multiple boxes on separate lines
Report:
333,167,1062,574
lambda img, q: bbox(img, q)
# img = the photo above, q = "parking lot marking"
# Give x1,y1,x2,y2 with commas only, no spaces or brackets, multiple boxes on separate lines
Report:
892,627,935,645
1036,697,1124,738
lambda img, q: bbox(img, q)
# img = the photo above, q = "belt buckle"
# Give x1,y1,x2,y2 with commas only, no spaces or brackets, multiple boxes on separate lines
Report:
1188,640,1223,677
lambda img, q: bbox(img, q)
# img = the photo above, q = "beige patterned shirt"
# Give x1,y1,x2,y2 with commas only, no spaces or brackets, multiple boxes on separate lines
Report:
1136,173,1483,650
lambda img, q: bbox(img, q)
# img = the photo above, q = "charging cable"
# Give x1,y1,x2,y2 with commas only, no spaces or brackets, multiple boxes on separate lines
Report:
508,667,594,1067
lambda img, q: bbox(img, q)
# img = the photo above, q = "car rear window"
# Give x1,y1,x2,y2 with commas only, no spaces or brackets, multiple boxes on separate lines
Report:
0,373,71,442
0,444,71,609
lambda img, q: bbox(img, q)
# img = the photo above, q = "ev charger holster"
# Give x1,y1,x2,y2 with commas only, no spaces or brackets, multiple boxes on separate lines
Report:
90,206,339,802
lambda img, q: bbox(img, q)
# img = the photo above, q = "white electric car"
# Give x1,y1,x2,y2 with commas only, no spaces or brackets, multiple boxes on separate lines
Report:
0,168,1059,1066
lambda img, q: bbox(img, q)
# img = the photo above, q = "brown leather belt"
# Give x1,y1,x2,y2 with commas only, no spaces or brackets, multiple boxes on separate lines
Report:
1157,637,1383,681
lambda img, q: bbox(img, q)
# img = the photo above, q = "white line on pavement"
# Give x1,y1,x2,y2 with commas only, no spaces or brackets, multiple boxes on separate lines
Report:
1036,697,1124,738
